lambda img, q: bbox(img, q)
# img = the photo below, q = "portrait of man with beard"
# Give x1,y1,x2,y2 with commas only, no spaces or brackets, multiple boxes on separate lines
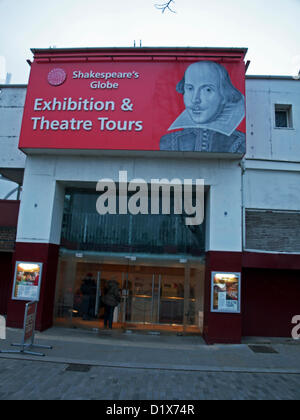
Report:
160,61,246,154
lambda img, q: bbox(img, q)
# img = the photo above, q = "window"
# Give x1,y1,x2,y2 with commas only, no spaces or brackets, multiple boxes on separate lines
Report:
275,104,293,128
60,188,206,256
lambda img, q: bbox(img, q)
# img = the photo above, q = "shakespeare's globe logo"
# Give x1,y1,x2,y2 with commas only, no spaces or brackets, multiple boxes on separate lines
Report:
47,68,67,86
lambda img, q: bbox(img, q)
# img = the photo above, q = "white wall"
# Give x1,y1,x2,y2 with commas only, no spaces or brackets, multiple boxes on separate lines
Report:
0,86,26,170
244,161,300,211
245,77,300,162
244,78,300,215
16,154,243,252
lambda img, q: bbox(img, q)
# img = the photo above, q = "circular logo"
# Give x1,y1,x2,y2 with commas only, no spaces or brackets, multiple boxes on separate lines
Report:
47,68,67,86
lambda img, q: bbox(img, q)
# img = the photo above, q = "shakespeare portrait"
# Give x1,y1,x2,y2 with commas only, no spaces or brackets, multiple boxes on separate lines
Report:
160,61,246,153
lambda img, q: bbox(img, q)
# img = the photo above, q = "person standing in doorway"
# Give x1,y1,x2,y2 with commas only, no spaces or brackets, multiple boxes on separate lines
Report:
80,273,96,320
102,280,121,329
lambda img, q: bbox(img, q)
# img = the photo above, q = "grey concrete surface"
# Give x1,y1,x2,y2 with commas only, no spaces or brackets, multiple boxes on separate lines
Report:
0,327,300,400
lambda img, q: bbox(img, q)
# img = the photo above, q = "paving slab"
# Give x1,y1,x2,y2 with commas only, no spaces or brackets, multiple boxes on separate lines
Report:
0,327,300,374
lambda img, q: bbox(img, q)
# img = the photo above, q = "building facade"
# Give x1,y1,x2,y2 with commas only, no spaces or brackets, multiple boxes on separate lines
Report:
0,47,299,344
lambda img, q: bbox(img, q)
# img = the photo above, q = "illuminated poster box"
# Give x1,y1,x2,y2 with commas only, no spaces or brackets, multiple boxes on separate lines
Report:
12,262,43,302
211,272,241,314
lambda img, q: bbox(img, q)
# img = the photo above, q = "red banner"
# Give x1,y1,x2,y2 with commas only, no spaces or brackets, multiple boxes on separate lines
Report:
19,51,246,154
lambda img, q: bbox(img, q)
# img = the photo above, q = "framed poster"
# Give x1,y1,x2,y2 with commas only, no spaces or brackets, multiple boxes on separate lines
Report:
12,262,43,302
211,272,241,314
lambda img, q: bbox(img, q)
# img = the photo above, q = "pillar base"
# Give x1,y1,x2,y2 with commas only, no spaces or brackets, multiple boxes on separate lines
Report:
7,242,59,331
203,251,243,345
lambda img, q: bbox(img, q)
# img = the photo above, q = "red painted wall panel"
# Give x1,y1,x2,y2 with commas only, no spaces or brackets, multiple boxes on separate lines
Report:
242,268,300,337
0,200,20,227
203,251,243,344
0,252,13,315
243,252,300,271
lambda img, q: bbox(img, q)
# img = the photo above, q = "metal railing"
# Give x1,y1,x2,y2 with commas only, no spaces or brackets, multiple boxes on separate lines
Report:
61,212,204,255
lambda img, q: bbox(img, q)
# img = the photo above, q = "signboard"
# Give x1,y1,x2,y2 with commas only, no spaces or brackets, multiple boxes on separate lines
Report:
24,301,36,342
12,262,43,302
211,272,241,313
0,301,52,356
19,49,246,154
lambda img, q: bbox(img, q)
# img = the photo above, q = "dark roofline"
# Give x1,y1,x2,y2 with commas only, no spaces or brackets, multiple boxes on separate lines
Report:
0,84,27,88
246,75,300,80
31,46,248,54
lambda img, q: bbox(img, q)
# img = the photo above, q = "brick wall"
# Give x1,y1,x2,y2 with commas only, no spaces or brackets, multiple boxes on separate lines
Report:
0,226,17,251
246,210,300,252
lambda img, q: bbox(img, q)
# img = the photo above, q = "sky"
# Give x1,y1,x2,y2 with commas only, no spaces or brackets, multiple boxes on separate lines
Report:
0,0,300,84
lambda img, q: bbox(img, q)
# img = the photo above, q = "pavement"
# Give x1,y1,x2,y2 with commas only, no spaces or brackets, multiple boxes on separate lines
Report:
0,326,300,400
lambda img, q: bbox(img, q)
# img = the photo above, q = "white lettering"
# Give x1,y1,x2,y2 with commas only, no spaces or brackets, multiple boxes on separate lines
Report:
95,172,205,226
119,171,128,215
90,81,119,89
31,117,93,131
151,406,159,415
43,100,51,111
97,118,143,132
50,120,60,130
83,120,93,131
34,98,43,111
106,120,117,131
98,117,109,130
31,117,41,130
40,116,50,130
292,315,300,340
33,97,119,112
184,179,205,226
96,179,117,215
150,179,182,215
135,121,143,131
67,98,78,111
94,101,105,111
106,405,140,418
128,179,149,215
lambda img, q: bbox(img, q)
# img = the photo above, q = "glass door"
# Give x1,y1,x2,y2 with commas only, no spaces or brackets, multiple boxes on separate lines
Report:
123,262,186,327
125,272,156,324
54,252,205,333
54,259,125,329
121,257,161,325
159,272,184,325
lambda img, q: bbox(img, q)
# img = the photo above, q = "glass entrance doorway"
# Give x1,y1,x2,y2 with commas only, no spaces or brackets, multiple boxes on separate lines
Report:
54,252,205,334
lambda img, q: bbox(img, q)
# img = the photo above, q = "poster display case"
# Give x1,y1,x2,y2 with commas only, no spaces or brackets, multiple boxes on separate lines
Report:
12,262,43,302
211,272,241,314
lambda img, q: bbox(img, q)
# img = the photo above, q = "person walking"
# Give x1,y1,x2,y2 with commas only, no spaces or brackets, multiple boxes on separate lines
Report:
102,280,121,329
